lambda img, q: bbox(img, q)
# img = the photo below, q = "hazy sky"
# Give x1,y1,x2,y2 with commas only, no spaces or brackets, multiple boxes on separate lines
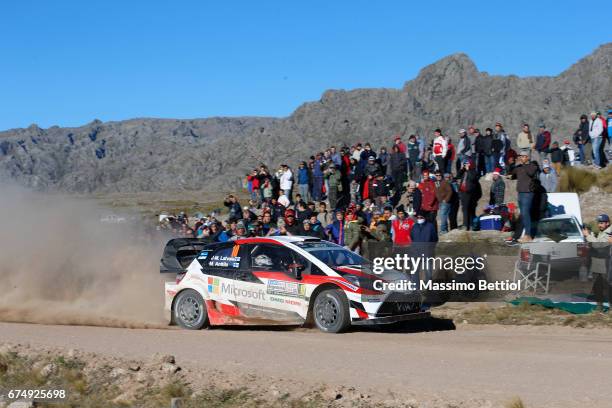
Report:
1,0,609,130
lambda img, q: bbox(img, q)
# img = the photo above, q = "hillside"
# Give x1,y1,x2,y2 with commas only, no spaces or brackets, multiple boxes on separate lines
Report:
1,43,610,193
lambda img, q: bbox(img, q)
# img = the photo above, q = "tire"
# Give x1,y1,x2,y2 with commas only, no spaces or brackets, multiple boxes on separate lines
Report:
312,288,351,333
173,289,208,330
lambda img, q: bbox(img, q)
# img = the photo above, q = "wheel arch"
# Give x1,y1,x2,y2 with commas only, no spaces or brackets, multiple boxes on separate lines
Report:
305,282,345,326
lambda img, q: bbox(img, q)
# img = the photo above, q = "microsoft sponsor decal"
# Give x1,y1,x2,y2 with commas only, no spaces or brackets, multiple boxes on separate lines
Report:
207,277,265,299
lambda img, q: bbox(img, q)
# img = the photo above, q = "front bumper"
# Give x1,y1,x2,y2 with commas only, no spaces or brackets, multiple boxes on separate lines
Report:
351,311,430,325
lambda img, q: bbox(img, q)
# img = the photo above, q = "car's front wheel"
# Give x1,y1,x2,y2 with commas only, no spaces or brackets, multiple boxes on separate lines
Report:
174,289,208,330
313,288,350,333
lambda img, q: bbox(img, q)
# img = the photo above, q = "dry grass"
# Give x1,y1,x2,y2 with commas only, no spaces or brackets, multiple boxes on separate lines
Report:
436,302,612,328
559,166,612,193
505,397,526,408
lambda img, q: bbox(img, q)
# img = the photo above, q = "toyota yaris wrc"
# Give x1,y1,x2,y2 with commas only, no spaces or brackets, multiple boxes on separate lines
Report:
161,236,429,333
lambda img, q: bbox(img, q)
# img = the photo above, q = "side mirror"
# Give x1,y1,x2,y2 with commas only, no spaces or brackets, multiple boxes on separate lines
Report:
289,263,305,280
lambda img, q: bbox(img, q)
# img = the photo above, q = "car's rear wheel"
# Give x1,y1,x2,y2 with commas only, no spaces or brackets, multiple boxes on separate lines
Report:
174,289,208,330
313,288,350,333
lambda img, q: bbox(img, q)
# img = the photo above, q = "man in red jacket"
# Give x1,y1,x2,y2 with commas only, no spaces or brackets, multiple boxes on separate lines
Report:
419,170,439,230
392,208,414,246
394,135,407,154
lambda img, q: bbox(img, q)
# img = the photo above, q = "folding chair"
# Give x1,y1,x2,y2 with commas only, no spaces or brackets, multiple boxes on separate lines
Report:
513,258,551,294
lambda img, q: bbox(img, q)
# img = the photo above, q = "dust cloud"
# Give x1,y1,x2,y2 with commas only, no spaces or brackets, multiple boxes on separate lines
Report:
0,185,169,328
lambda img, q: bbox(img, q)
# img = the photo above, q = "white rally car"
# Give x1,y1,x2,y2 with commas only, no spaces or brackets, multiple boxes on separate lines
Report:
161,236,429,333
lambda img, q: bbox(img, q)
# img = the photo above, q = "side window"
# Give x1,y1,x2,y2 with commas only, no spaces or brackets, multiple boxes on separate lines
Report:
293,252,325,276
206,246,241,269
250,244,294,272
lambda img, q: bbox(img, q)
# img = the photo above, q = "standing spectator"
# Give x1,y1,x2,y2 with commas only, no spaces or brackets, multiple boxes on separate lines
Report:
508,150,539,242
457,159,482,230
435,171,453,234
330,146,341,167
517,123,533,159
432,129,448,173
312,154,324,201
407,135,421,181
494,122,509,160
419,170,439,228
589,111,605,168
391,207,414,246
324,163,342,210
401,181,422,216
352,143,363,161
482,128,495,174
246,170,260,204
279,164,293,202
492,129,505,170
489,168,505,205
326,210,345,245
549,141,563,174
456,129,471,174
473,129,486,176
447,173,460,230
574,114,592,165
539,164,557,193
534,123,551,163
297,162,310,202
378,147,389,175
389,144,408,192
410,214,438,282
394,135,407,154
317,202,332,228
445,137,455,174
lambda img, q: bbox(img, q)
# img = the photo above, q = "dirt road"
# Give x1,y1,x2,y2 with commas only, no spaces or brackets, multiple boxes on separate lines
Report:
1,322,611,407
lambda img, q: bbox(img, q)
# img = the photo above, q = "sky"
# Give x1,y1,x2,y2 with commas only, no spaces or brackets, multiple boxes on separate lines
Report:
0,0,609,131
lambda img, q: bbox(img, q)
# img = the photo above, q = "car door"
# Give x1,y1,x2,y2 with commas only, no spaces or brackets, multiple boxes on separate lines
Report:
200,243,242,306
234,243,307,324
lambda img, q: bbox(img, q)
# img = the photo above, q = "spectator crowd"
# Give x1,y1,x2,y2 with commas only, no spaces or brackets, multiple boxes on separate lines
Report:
161,110,612,249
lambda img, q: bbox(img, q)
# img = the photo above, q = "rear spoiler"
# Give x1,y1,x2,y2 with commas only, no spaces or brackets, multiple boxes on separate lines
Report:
160,238,215,274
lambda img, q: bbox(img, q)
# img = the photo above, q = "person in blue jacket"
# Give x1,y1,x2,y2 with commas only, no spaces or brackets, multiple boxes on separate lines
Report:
297,161,310,202
410,213,438,282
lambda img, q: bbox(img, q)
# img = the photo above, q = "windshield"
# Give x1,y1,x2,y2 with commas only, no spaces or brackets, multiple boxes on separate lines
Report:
296,242,368,267
535,218,581,239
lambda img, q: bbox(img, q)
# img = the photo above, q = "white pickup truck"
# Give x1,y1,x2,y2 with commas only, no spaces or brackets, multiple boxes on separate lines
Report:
519,193,589,279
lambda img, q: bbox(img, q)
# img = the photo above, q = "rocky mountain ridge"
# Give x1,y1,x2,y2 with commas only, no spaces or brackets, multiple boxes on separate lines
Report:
1,43,610,193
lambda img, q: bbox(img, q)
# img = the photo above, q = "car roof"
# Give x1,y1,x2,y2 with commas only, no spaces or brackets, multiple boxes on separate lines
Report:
234,236,321,245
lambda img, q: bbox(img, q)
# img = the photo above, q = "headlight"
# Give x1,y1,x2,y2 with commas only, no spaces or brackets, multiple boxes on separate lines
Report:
344,275,360,288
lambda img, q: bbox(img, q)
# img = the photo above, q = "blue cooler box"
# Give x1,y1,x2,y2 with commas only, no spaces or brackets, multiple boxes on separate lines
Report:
479,215,502,230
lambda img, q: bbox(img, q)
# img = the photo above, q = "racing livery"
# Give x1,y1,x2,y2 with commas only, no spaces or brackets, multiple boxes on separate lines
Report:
161,236,429,333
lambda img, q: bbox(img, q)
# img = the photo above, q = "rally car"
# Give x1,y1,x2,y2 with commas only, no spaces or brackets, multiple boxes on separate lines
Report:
160,236,429,333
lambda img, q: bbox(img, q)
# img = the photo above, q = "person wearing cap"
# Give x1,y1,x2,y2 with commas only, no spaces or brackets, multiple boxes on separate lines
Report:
456,129,472,174
324,162,342,210
394,135,407,154
407,135,421,181
589,111,605,168
584,214,612,243
573,114,592,165
229,221,247,241
508,150,539,242
489,168,505,206
364,155,381,178
516,123,533,159
457,158,482,230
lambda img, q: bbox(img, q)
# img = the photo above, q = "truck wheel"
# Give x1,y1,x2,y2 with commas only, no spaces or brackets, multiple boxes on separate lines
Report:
313,289,350,333
174,289,208,330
